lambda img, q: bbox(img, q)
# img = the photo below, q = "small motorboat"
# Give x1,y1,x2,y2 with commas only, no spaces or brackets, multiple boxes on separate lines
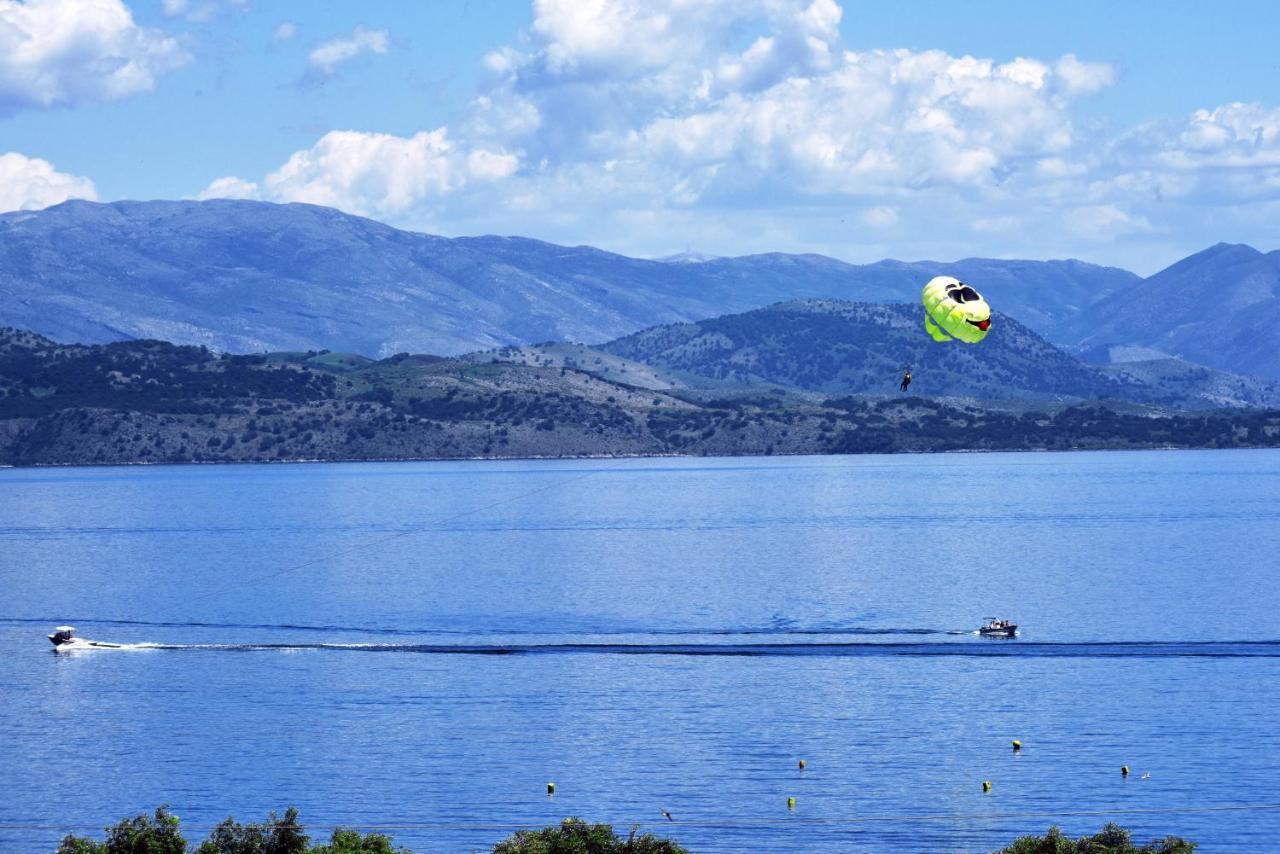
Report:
47,626,122,650
979,617,1017,638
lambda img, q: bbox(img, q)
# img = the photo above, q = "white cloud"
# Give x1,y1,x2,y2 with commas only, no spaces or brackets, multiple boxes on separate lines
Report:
249,129,519,220
1034,157,1087,178
0,151,96,211
1055,53,1115,95
861,206,898,228
196,175,259,200
0,0,190,114
203,0,1280,271
161,0,247,23
466,149,519,181
972,215,1020,233
1172,102,1280,165
307,26,389,77
1064,204,1152,240
1085,102,1280,212
264,130,453,215
272,21,297,42
207,129,524,221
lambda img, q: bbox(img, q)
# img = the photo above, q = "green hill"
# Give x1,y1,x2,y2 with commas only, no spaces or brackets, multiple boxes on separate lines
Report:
2,326,1279,467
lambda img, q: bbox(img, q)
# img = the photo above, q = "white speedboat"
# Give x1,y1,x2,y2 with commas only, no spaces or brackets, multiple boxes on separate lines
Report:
47,626,122,650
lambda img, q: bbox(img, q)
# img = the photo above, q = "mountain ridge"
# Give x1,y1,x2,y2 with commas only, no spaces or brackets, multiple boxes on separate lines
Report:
0,198,1138,357
1069,240,1280,378
594,300,1280,409
4,198,1274,379
3,323,1278,468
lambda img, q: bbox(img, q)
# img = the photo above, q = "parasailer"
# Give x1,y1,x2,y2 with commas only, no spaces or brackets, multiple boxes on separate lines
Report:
921,276,991,344
899,369,912,392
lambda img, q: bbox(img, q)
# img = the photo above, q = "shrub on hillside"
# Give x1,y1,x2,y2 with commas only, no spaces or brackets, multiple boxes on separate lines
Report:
491,818,686,853
57,806,186,854
57,808,405,854
994,822,1196,854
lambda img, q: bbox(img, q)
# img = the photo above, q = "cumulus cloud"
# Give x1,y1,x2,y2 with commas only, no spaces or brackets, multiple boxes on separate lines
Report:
1082,101,1280,217
0,0,190,114
1065,204,1152,240
264,130,454,214
448,2,1118,233
307,26,389,77
201,130,519,220
861,206,898,228
196,175,259,200
0,151,96,211
161,0,246,23
272,21,297,42
1055,53,1115,95
204,0,1280,269
1171,102,1280,167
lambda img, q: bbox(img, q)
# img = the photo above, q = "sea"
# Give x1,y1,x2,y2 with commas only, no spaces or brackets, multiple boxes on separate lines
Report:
2,449,1279,853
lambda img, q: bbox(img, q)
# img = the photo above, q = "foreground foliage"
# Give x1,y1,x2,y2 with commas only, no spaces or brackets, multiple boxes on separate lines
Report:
55,809,1195,854
57,807,404,854
995,823,1196,854
491,818,687,853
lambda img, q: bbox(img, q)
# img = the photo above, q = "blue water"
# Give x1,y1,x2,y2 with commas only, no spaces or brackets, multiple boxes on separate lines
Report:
2,450,1279,852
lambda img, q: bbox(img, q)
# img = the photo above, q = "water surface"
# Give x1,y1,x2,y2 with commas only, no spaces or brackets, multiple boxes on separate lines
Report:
2,450,1279,851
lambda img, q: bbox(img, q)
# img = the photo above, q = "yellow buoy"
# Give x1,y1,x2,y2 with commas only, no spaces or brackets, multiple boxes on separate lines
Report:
547,782,555,795
1012,740,1022,752
798,759,806,770
787,797,796,810
982,780,991,793
1122,766,1130,777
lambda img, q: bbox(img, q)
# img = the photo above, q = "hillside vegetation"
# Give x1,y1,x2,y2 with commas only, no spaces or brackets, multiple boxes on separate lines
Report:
2,326,1279,467
596,301,1280,409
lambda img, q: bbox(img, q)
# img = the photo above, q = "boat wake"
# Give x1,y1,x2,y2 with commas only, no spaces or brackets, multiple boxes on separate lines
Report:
57,640,1280,658
51,640,163,652
8,616,953,638
21,619,1279,658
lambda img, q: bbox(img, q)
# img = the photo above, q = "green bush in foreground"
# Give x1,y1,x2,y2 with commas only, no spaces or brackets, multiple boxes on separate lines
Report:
57,807,405,854
995,822,1196,854
491,818,687,853
56,809,1195,854
56,807,186,854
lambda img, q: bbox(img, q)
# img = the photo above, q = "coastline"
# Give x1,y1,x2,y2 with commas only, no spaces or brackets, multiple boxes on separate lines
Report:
1,439,1271,470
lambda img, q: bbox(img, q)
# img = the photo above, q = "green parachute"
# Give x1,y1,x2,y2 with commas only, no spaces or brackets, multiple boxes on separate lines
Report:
921,275,992,343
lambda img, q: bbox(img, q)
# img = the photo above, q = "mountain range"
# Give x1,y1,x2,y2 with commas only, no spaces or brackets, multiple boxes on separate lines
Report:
1068,242,1280,379
4,324,1278,467
1,199,1275,380
462,301,1274,409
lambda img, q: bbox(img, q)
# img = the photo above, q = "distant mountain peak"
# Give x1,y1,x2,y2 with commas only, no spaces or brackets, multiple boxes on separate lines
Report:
1168,241,1262,269
0,198,1149,361
655,250,720,264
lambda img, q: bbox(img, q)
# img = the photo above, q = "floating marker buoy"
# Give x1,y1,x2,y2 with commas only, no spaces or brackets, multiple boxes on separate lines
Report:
798,759,806,770
787,797,796,810
547,782,555,795
1121,766,1130,777
982,780,991,793
1012,740,1022,752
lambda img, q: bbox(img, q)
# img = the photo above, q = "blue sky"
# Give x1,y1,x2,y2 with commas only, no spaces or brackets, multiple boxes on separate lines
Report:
2,0,1279,274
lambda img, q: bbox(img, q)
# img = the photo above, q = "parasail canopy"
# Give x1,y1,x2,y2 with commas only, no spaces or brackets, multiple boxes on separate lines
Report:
921,275,992,344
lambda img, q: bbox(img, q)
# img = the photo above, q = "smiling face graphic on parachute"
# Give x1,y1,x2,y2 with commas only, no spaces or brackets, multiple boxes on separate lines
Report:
921,276,992,343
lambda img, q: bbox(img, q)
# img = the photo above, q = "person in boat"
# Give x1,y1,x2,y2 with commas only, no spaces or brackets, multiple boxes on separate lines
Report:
899,369,912,392
49,626,76,646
